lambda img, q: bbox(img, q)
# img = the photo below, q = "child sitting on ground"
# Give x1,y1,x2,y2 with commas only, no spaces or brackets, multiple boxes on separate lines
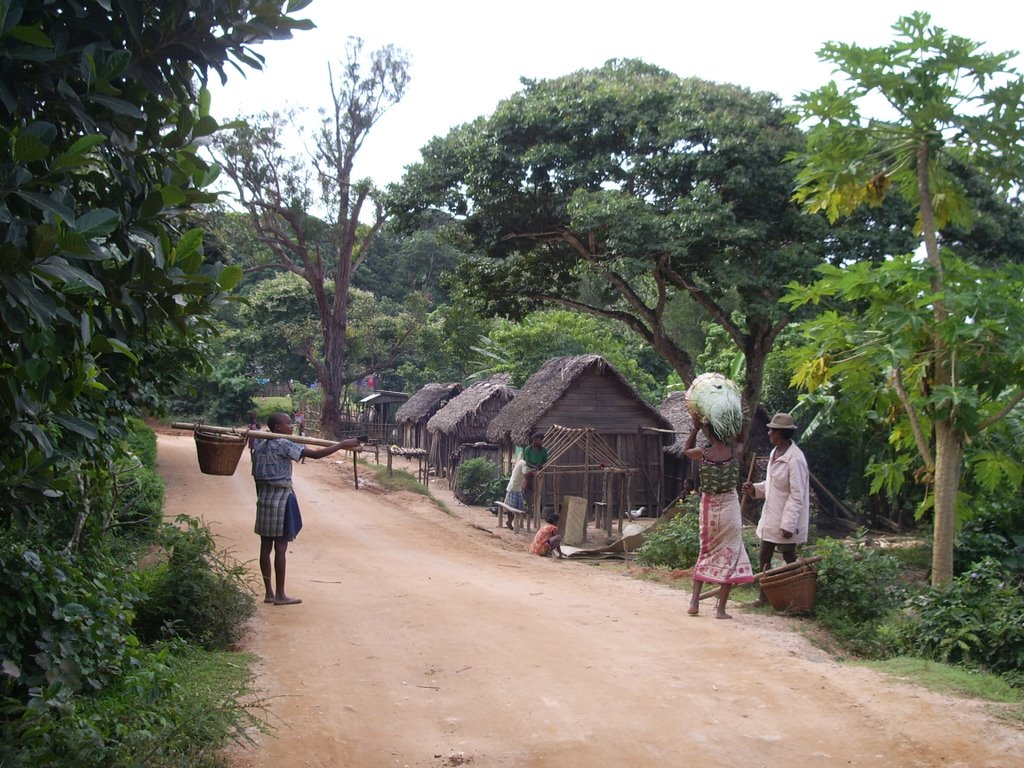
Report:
530,512,563,558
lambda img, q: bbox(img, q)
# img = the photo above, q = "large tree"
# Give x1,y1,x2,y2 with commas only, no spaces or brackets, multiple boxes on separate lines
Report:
787,12,1024,585
214,37,411,436
0,0,311,527
391,59,914,432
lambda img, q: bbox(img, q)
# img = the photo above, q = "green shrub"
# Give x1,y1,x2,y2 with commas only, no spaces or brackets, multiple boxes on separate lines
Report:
0,537,139,703
955,499,1024,577
112,465,165,540
453,458,501,505
125,418,158,469
636,497,701,568
812,536,905,657
898,557,1024,682
132,517,254,650
3,644,261,768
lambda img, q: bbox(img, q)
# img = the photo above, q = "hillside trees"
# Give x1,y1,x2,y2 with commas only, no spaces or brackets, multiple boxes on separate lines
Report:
0,0,311,529
390,60,915,435
214,37,416,436
786,12,1024,585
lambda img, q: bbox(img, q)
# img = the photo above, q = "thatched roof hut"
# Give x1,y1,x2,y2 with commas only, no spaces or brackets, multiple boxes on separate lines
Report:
658,390,699,499
487,354,672,515
426,374,517,480
394,382,463,449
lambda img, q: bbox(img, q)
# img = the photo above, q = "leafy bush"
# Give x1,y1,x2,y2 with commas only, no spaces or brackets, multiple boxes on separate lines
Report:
812,536,905,657
165,354,261,425
0,537,139,703
897,557,1024,682
453,458,501,505
3,644,261,768
955,499,1024,577
125,419,158,469
113,465,165,540
132,518,255,650
636,498,701,568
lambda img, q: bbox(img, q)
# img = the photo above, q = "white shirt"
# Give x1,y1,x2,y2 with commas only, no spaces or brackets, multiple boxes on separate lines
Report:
753,442,810,544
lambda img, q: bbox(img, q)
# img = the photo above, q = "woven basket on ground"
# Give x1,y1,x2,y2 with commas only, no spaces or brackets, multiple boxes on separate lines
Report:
194,428,247,476
761,566,817,613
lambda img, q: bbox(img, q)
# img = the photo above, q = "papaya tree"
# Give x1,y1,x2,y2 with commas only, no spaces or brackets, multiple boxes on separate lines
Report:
786,12,1024,585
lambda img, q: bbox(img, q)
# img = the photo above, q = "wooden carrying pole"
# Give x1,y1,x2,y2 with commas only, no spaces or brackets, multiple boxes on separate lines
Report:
172,422,362,489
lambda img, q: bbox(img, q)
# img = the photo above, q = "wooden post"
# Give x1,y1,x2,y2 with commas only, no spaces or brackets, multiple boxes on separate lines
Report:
582,432,591,543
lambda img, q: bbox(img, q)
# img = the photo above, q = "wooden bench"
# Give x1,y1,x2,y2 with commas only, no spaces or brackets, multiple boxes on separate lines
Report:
494,501,533,534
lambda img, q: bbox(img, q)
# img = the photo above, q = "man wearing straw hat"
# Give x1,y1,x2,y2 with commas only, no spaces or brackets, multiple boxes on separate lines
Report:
252,412,361,605
742,412,810,606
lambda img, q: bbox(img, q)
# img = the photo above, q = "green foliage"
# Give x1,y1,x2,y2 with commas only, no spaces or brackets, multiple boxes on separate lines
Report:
132,518,255,651
165,352,261,425
0,0,311,530
453,458,502,506
787,254,1024,517
812,536,905,657
393,59,908,423
0,537,139,702
792,12,1024,227
112,465,165,541
3,644,261,768
125,419,158,469
636,498,701,568
898,558,1024,682
789,11,1024,586
474,310,665,400
955,500,1024,577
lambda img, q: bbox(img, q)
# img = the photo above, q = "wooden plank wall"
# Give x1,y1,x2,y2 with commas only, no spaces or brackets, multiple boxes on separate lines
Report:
525,372,667,515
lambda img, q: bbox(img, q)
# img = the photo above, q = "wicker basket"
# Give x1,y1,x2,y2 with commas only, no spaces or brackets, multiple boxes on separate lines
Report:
194,429,247,476
760,568,817,613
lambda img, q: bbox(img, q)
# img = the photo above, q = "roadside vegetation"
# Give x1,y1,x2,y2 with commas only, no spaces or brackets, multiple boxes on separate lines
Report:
3,3,1024,763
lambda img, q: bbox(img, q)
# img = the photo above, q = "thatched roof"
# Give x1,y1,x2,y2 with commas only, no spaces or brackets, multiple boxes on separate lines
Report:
659,390,697,457
394,382,463,424
486,354,671,445
426,374,516,436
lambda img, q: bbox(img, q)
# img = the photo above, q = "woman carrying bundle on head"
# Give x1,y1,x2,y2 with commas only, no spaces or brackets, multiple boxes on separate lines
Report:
682,374,755,619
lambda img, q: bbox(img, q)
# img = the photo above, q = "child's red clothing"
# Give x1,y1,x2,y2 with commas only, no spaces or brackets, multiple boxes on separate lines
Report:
530,523,560,556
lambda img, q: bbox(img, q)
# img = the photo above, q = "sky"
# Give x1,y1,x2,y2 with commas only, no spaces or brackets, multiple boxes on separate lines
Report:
208,1,1024,188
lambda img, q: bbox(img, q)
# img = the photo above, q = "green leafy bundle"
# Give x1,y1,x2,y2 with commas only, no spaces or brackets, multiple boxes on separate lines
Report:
686,373,743,442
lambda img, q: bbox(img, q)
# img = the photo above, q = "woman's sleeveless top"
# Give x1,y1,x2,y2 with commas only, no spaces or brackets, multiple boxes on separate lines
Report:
699,449,739,494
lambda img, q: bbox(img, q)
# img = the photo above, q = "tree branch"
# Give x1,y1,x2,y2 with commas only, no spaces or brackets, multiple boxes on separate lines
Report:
892,365,934,470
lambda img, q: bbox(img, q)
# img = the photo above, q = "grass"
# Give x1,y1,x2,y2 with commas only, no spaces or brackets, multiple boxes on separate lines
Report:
857,656,1024,722
252,397,292,420
365,465,453,515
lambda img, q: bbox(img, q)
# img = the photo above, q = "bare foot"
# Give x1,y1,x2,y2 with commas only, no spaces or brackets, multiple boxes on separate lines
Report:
687,606,699,616
264,596,275,604
715,612,733,620
274,596,303,605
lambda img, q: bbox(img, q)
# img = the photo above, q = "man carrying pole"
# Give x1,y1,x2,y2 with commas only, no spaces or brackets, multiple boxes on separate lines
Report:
251,412,361,606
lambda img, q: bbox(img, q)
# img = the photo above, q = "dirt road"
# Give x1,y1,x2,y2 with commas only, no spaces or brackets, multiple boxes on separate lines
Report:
157,432,1020,767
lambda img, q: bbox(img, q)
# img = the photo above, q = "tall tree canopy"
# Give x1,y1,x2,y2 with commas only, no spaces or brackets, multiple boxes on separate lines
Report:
0,0,311,527
787,12,1024,585
391,59,914,430
214,37,414,436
